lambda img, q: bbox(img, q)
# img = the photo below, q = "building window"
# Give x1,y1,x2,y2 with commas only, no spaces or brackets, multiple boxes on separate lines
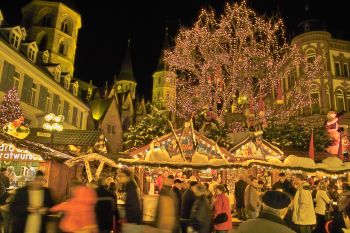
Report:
108,125,112,134
28,48,36,61
310,85,320,114
10,33,20,48
73,83,78,96
344,63,349,77
30,83,37,106
41,15,52,27
336,89,345,111
64,77,70,89
54,68,61,82
307,56,315,63
72,107,78,126
335,62,341,76
58,41,67,55
38,35,48,51
13,71,20,90
45,93,51,112
112,126,116,134
61,18,72,35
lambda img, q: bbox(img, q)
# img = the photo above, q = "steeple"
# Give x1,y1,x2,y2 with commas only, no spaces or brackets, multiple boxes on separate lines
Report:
115,38,137,100
117,39,136,83
157,26,171,70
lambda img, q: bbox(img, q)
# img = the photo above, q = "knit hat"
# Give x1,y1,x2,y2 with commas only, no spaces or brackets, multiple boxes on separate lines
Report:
262,191,291,209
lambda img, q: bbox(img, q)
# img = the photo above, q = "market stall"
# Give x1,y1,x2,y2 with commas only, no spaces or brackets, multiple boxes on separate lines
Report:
64,153,119,183
0,132,74,201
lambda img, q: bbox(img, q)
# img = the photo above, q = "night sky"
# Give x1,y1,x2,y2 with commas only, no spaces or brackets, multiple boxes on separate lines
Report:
1,0,349,100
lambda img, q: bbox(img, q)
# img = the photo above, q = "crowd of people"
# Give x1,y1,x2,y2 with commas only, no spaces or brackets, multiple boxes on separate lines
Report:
235,172,350,233
1,167,350,233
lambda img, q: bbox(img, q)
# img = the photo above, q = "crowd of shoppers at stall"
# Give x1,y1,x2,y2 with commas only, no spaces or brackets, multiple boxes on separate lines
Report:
1,167,350,233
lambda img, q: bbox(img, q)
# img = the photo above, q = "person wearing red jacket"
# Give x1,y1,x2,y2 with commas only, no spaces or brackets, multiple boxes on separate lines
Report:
213,184,232,233
50,181,98,233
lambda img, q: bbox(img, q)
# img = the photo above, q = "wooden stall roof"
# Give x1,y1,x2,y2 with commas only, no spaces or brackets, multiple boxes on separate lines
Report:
125,128,232,159
0,132,73,161
65,153,119,168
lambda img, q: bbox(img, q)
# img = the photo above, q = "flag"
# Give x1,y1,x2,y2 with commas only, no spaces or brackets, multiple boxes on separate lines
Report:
309,130,315,160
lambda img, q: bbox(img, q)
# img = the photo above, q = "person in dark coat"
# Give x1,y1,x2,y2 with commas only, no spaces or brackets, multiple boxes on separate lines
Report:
95,178,119,233
235,176,248,220
272,172,296,196
117,168,142,233
10,170,54,233
237,191,296,233
181,181,198,233
190,184,212,233
173,179,183,216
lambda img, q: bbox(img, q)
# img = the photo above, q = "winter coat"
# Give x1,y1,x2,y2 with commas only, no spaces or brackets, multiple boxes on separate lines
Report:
213,193,232,231
235,179,247,209
173,186,182,215
236,211,296,233
292,183,316,225
190,195,211,233
315,190,331,215
181,188,196,219
10,186,54,233
155,185,179,233
124,179,142,224
95,186,119,231
50,185,98,233
244,184,261,212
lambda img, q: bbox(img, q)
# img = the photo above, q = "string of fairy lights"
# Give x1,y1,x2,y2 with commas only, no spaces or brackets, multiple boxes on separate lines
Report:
164,0,325,124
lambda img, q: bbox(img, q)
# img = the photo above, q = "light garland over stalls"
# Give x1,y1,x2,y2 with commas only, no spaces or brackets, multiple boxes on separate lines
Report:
164,1,325,123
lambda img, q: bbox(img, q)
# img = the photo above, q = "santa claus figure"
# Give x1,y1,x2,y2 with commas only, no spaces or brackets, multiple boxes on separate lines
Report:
325,111,347,155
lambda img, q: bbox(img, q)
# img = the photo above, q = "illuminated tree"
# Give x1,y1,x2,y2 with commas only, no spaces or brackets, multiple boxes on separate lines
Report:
0,88,23,126
123,106,172,150
164,1,324,124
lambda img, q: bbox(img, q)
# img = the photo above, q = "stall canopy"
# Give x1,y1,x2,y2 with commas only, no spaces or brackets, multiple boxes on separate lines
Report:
0,132,72,162
65,153,119,183
118,122,231,169
228,131,284,162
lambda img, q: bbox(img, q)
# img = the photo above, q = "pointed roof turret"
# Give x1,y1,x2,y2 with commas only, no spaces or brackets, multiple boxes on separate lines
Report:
157,26,171,70
117,39,136,83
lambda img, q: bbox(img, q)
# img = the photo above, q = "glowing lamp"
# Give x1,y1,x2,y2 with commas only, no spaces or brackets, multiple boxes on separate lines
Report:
53,115,65,123
43,122,53,131
44,113,55,122
52,123,63,131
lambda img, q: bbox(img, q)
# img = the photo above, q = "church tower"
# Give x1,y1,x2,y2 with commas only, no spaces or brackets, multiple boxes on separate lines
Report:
115,40,137,100
152,27,176,110
21,0,81,76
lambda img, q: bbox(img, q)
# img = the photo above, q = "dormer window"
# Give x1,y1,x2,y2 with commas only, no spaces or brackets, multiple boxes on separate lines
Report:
73,81,79,96
54,66,61,82
64,75,71,90
29,48,35,61
21,27,27,41
10,32,20,49
42,50,49,63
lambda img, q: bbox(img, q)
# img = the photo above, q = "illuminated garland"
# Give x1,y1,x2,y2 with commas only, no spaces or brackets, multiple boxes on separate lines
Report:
164,1,325,123
117,158,350,175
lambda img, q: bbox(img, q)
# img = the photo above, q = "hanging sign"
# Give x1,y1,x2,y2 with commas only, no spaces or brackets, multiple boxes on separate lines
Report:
0,143,43,162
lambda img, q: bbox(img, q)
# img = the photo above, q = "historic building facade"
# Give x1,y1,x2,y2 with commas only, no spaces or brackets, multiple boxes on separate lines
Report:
285,31,350,116
0,4,89,130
